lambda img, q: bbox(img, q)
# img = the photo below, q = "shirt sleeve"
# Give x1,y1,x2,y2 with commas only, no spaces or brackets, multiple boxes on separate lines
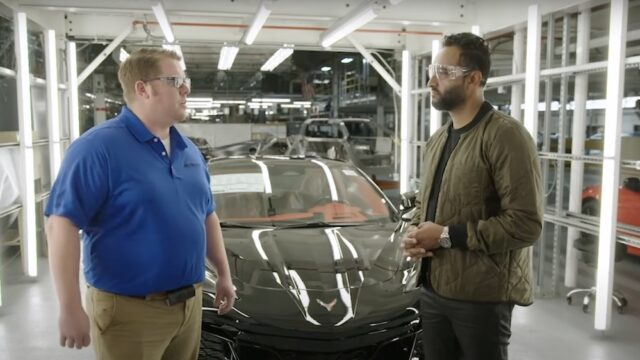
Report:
44,137,110,230
449,224,469,249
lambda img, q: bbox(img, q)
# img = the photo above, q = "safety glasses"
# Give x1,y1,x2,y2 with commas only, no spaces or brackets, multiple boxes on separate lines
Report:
144,76,191,90
428,63,473,80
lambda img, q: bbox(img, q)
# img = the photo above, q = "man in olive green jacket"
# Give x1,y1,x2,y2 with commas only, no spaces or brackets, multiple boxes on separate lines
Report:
402,33,542,360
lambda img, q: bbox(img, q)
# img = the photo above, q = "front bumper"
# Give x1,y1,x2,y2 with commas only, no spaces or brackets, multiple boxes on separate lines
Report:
201,304,421,360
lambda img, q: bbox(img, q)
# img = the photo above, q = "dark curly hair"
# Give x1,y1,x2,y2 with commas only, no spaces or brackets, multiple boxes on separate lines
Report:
443,32,491,86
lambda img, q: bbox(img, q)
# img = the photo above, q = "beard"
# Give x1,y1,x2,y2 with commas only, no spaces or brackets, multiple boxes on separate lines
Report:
431,83,466,111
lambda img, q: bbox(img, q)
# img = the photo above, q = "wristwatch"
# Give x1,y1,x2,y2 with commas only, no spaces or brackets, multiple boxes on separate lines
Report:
439,226,452,249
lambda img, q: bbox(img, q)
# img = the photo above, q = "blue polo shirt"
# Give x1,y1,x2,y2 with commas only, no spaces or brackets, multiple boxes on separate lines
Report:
45,106,215,296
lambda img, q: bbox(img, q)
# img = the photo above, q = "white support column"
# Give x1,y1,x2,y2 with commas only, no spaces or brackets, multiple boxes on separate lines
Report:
429,40,442,136
565,9,591,288
348,36,401,95
77,25,133,85
67,41,80,141
523,5,541,138
511,28,525,121
44,29,62,181
400,50,413,194
552,14,571,293
14,11,38,277
595,0,627,331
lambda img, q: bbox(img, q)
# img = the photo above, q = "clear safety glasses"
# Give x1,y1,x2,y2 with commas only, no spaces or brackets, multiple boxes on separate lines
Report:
428,63,473,81
144,76,191,90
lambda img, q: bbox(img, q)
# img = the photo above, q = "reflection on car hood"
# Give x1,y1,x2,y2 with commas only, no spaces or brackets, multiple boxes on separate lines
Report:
221,223,406,289
206,222,419,328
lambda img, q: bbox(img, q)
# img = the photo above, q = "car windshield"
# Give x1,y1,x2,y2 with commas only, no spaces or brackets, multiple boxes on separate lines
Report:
343,121,374,137
304,122,345,138
209,158,395,225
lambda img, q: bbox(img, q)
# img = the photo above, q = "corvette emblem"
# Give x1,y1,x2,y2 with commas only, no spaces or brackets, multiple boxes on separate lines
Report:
316,298,338,312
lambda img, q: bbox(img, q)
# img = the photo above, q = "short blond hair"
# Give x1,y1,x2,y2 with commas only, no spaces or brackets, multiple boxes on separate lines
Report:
117,48,182,105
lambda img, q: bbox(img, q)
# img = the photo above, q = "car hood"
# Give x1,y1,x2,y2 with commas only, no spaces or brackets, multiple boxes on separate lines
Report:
220,223,409,289
205,221,420,329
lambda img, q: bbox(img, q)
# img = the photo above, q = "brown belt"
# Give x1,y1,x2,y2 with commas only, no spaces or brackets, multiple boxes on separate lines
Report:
129,283,202,304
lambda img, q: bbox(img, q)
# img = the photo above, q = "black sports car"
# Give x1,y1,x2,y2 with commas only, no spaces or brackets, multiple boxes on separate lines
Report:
200,156,422,360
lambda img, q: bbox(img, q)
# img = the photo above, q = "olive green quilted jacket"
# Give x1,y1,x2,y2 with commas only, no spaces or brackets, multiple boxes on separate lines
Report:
412,108,543,305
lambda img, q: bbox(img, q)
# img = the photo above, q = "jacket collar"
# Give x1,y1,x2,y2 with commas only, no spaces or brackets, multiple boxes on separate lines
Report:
450,101,494,135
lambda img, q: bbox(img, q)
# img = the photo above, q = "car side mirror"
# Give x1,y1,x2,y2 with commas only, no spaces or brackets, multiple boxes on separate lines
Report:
400,191,417,218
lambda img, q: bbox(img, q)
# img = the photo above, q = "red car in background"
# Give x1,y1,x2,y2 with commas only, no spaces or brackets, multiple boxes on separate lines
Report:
581,177,640,257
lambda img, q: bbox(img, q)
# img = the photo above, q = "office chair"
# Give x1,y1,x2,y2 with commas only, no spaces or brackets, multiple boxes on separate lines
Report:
566,199,628,314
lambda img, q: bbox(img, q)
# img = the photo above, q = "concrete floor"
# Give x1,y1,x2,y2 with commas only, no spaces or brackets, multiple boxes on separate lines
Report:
1,253,640,360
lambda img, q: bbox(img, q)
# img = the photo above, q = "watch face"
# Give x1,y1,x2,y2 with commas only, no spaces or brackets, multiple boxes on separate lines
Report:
439,236,452,248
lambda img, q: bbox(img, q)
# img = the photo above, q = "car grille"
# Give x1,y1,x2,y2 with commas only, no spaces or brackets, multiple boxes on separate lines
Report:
230,332,418,360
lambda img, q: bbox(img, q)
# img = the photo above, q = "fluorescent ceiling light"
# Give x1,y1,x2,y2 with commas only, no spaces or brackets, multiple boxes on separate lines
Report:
242,0,272,45
187,97,213,102
186,102,221,109
248,102,272,109
213,100,246,104
151,2,175,43
321,66,331,71
341,57,354,64
282,104,311,108
251,98,290,103
162,44,186,70
261,47,294,72
119,48,129,62
320,4,378,47
294,101,312,105
218,45,239,71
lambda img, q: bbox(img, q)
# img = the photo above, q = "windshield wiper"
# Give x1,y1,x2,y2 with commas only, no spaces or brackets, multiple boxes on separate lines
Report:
276,221,363,229
219,221,265,228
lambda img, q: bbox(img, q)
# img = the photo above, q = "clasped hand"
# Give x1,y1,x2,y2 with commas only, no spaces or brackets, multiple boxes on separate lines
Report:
401,221,445,259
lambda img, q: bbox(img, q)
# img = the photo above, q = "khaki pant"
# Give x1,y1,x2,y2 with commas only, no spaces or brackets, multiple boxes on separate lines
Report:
85,285,203,360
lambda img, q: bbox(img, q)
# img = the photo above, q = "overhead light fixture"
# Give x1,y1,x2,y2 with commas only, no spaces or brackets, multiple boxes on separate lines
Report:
186,102,221,109
242,0,273,45
321,66,331,72
162,44,186,70
251,98,290,103
119,48,129,63
213,100,246,104
320,0,389,48
261,46,294,72
282,103,311,108
248,103,272,108
151,2,175,43
187,97,213,102
341,57,354,64
218,45,239,71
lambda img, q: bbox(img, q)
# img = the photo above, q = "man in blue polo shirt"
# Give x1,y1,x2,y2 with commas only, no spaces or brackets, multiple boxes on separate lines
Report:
45,48,235,360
